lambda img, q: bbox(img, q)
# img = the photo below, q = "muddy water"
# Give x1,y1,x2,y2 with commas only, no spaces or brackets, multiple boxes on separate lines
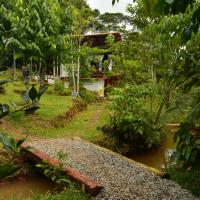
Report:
131,132,176,170
0,175,55,200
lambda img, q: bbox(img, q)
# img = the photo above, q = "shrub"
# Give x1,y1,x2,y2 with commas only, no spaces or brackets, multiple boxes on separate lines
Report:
79,87,98,104
54,80,71,96
107,85,164,153
173,101,200,165
166,163,200,198
62,88,72,96
54,80,64,95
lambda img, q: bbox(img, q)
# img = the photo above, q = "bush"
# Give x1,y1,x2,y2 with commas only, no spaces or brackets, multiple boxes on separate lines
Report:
172,101,200,165
79,87,98,104
166,163,200,198
62,88,72,96
54,80,64,94
54,80,71,96
107,85,164,153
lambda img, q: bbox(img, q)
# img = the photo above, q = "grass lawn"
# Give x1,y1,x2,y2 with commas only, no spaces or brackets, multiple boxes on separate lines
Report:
4,102,108,142
0,77,108,142
29,103,108,140
0,81,72,120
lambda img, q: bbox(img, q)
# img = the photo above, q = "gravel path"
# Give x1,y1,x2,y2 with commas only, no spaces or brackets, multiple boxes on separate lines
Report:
28,137,198,200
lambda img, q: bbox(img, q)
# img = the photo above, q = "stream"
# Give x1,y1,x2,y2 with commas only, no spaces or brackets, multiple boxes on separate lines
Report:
131,132,176,170
0,175,55,200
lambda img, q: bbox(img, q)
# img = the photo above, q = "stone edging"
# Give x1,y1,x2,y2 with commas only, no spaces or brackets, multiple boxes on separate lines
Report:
21,144,103,196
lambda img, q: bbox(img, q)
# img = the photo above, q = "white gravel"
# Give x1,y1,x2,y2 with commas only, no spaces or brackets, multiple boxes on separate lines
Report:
28,137,198,200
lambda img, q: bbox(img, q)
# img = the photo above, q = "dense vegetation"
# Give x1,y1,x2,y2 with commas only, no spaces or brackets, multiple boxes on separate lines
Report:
110,0,200,197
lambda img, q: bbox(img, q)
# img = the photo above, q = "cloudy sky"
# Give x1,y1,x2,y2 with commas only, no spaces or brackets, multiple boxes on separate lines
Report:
87,0,133,14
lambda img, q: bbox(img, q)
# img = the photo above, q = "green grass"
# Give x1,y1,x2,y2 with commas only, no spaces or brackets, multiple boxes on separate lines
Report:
23,103,108,140
0,81,72,120
33,189,90,200
36,93,72,120
0,78,108,142
167,164,200,198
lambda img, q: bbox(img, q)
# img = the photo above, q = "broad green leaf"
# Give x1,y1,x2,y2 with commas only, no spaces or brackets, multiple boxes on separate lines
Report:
29,85,38,101
0,104,10,119
0,133,15,151
0,164,20,179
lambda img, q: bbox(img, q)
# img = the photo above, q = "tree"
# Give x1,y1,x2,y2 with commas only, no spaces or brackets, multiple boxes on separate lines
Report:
90,12,130,33
68,2,94,95
110,0,200,161
0,0,73,84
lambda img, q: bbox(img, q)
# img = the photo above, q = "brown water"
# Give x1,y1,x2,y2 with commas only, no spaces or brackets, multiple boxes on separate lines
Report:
0,175,55,200
131,132,176,170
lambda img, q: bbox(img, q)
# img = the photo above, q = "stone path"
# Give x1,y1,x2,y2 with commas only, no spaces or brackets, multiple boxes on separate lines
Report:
27,137,198,200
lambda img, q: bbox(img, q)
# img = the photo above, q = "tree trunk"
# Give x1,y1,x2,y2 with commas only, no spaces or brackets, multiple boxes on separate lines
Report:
53,60,56,77
40,62,46,87
13,50,16,80
76,38,81,95
72,61,76,93
155,85,172,123
77,57,80,94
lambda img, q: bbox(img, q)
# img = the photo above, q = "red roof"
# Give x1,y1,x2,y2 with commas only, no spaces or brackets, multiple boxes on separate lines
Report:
82,32,122,48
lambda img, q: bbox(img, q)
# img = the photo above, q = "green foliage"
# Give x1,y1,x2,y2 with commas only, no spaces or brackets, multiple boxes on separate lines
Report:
33,189,89,200
54,81,72,96
20,84,48,114
0,132,26,159
79,87,97,104
0,164,19,179
0,0,74,81
54,80,64,95
108,85,164,152
173,99,200,164
0,79,10,93
36,151,72,189
91,12,130,33
0,132,26,180
0,80,10,86
36,162,71,189
167,163,200,198
0,103,10,119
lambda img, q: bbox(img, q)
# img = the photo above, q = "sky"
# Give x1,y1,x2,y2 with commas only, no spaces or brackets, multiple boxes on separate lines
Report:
86,0,133,14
